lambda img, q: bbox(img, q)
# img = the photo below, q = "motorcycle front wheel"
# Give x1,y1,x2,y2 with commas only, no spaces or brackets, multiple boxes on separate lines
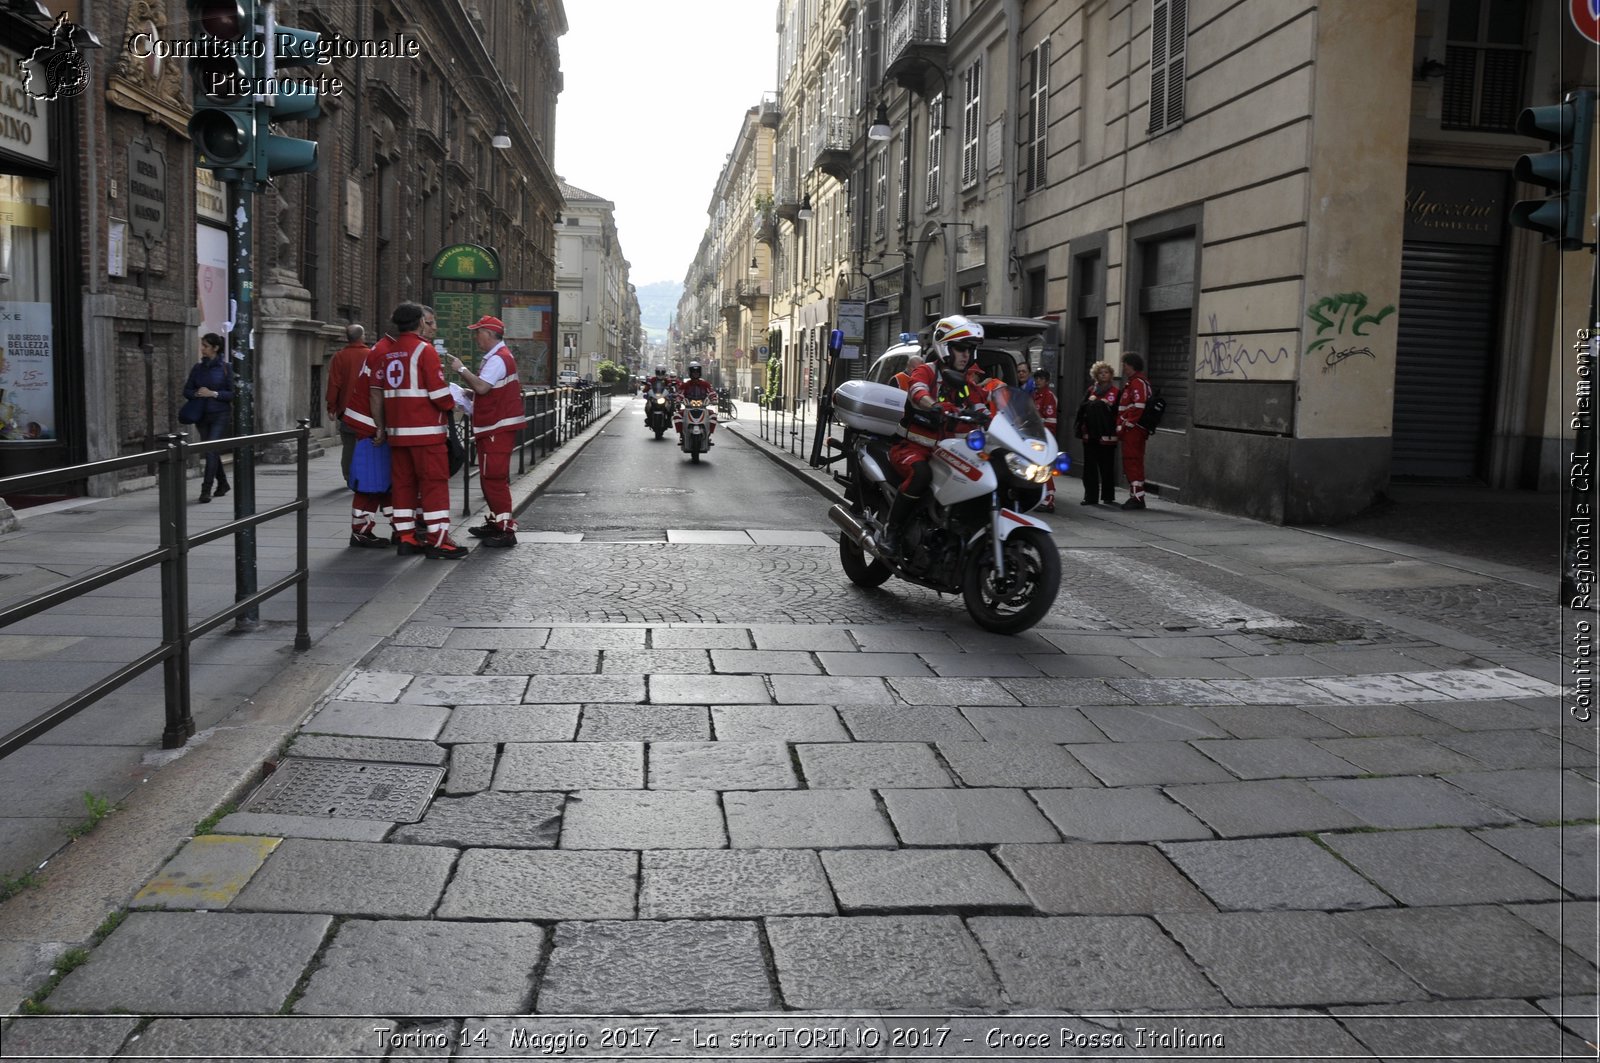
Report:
654,425,665,439
961,528,1060,634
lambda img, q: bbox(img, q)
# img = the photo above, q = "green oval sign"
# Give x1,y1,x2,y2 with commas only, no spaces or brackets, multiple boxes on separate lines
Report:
430,243,501,281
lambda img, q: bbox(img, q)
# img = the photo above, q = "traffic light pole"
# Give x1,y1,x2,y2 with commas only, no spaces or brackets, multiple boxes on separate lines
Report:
229,174,259,630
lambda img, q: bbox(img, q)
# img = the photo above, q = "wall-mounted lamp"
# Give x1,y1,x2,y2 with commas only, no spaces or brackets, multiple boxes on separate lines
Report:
491,115,512,150
868,103,892,142
748,256,760,277
797,194,814,221
1415,58,1447,81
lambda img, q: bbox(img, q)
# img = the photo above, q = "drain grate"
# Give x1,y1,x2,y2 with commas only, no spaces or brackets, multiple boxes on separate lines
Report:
241,758,443,821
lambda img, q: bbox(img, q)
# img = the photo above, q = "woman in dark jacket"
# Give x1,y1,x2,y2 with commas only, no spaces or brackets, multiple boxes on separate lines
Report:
1074,360,1120,506
183,333,233,502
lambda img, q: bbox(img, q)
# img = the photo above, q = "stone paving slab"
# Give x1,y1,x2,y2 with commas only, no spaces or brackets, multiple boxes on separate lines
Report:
437,848,638,920
336,671,410,703
286,734,448,766
1067,741,1237,786
294,919,545,1015
0,1016,142,1060
211,812,395,842
546,627,648,649
935,741,1099,788
666,529,753,544
995,842,1215,915
495,742,644,790
231,838,455,916
121,1018,386,1061
537,920,776,1012
389,791,563,848
817,651,935,677
820,849,1031,911
1336,904,1599,999
766,915,1001,1009
648,742,799,789
1105,678,1240,706
578,704,711,741
1157,911,1425,1007
1435,728,1589,770
1474,825,1598,897
443,743,496,794
443,627,551,649
970,915,1226,1009
709,649,821,674
723,790,895,849
796,742,952,788
367,647,488,675
1403,667,1543,700
1079,704,1230,742
711,704,850,742
1506,899,1599,956
1303,674,1447,704
47,912,332,1014
1320,828,1567,906
1032,787,1212,842
1394,697,1551,731
771,674,894,704
523,674,646,704
302,700,449,741
560,790,727,849
958,705,1107,743
649,625,754,649
1331,998,1591,1061
889,677,1022,706
1307,775,1522,829
1200,677,1334,705
1125,656,1249,679
846,626,962,653
437,704,578,744
482,649,600,674
132,834,281,911
1165,779,1367,837
403,674,531,706
1128,634,1246,658
1191,737,1362,780
1311,734,1483,776
1300,702,1460,736
1024,653,1144,678
880,788,1059,845
748,624,858,651
918,652,1043,677
1159,836,1392,912
1443,768,1600,822
638,849,837,918
652,673,771,704
601,649,713,675
996,677,1127,706
839,704,982,742
746,529,835,546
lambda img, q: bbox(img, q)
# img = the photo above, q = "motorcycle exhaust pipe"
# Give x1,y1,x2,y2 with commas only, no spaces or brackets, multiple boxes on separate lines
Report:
828,505,888,562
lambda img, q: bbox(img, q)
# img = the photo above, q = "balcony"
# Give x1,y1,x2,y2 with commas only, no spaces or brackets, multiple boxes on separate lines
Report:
759,91,782,129
774,164,803,221
738,279,770,307
752,205,778,245
810,115,852,180
720,288,741,317
885,0,948,96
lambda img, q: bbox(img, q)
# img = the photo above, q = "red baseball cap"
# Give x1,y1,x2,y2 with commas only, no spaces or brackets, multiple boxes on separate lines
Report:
466,315,505,332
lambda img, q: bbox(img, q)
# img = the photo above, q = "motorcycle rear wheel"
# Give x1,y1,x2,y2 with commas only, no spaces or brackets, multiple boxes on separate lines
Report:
961,527,1060,634
838,525,892,588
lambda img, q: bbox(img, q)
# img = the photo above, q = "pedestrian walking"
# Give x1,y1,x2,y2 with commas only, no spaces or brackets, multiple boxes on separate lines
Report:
1030,367,1060,512
1075,360,1120,506
449,315,526,548
367,301,468,559
1116,351,1152,510
325,323,372,484
183,332,233,504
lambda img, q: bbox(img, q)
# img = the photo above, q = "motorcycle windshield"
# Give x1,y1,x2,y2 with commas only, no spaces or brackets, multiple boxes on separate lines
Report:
987,385,1048,441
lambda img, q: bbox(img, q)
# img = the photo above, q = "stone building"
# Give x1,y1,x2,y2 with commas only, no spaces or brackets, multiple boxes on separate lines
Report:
694,0,1593,523
555,178,639,381
0,0,566,491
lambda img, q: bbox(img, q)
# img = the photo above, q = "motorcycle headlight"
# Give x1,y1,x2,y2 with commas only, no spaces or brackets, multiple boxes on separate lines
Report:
654,397,665,405
1004,452,1052,484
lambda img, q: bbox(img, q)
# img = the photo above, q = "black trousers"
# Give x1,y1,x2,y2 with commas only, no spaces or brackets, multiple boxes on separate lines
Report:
197,411,231,491
1081,441,1117,502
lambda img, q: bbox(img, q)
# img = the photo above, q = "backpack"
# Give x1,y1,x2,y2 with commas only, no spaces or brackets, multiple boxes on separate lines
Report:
1138,382,1166,432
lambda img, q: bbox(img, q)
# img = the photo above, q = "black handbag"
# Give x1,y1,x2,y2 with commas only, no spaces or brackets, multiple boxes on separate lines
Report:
446,416,467,475
178,397,206,425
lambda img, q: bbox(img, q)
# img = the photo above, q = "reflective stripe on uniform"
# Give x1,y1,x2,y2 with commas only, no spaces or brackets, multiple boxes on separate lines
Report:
388,425,446,437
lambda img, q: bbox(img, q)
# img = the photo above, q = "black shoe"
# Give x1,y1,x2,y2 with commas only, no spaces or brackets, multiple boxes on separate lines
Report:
1080,499,1098,506
425,539,470,560
467,521,498,539
1121,497,1146,510
481,530,517,548
395,535,425,556
198,491,211,504
213,483,229,498
349,531,390,549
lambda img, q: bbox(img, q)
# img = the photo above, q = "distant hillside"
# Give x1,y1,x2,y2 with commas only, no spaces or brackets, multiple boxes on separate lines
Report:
636,280,682,343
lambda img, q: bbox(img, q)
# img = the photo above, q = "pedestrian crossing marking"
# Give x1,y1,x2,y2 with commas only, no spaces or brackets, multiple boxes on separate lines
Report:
1063,548,1290,630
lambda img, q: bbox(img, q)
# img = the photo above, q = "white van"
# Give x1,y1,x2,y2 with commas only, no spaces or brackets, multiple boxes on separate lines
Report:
557,369,580,386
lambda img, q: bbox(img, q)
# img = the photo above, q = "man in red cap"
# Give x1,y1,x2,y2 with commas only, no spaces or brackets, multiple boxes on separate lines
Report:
367,301,468,559
449,315,525,547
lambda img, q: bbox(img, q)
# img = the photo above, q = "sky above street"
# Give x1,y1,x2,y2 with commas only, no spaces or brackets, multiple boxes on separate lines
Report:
554,1,777,287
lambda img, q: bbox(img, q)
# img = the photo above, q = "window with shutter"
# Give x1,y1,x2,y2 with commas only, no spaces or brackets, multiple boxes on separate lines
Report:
1148,0,1186,135
898,140,910,232
874,149,887,236
1440,0,1530,132
1024,41,1050,191
961,58,982,187
926,94,943,209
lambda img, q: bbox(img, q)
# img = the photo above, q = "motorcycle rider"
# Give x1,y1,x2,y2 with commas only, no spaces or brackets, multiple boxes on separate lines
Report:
1030,367,1060,512
879,315,989,554
676,361,717,446
643,365,675,425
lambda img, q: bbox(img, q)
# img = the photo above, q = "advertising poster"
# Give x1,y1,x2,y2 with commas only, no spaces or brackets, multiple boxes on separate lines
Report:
196,224,229,342
501,291,557,386
431,291,499,368
0,301,55,441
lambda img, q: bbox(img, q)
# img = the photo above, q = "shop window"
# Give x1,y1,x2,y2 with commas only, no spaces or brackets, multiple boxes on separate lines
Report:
0,174,56,442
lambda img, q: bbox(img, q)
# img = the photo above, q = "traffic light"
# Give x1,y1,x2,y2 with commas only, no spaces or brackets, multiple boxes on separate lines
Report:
187,1,256,176
255,14,321,179
1510,88,1596,251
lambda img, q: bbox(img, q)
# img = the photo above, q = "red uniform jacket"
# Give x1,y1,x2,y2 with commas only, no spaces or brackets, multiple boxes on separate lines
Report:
1032,383,1059,433
1116,372,1151,438
470,343,526,442
367,332,455,447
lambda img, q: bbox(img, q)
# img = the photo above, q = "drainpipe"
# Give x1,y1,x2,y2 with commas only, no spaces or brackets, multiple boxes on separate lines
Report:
1002,0,1023,313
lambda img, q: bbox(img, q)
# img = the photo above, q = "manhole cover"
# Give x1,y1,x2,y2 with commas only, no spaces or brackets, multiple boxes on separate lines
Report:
242,758,442,821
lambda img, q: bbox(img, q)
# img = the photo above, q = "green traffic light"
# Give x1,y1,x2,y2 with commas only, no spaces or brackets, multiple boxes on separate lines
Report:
189,111,252,166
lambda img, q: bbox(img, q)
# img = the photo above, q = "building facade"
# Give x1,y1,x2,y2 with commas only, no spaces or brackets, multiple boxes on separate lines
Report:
0,0,566,493
687,0,1593,523
555,178,638,381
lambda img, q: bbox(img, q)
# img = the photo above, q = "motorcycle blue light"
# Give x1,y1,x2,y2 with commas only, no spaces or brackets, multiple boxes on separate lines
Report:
1053,453,1072,473
966,430,986,451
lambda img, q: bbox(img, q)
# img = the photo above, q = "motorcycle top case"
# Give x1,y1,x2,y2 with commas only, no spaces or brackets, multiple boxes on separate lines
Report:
834,380,907,436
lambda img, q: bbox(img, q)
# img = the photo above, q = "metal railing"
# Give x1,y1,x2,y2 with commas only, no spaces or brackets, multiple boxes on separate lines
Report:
0,422,313,760
887,0,948,68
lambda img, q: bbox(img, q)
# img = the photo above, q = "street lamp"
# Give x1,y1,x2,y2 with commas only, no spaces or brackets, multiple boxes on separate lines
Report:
868,103,891,142
797,193,813,221
491,115,511,150
748,255,759,277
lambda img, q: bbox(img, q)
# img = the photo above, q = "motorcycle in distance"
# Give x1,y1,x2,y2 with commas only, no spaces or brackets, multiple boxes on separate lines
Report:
644,390,673,439
676,396,717,463
717,388,739,419
828,379,1067,634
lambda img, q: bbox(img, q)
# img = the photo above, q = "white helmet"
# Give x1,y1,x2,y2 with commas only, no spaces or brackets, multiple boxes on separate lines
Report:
930,315,984,365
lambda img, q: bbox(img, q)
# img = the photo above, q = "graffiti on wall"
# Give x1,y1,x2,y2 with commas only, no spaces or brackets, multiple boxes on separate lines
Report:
1306,291,1396,372
1197,315,1290,380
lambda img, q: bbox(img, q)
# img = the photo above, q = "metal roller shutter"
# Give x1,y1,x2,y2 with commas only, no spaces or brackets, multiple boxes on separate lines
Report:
1392,242,1498,480
1146,310,1192,432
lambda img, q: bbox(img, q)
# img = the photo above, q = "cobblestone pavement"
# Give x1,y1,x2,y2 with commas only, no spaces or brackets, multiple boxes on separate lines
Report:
3,402,1594,1059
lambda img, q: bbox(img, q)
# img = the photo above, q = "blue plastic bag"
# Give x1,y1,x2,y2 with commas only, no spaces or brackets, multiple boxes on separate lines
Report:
349,437,391,494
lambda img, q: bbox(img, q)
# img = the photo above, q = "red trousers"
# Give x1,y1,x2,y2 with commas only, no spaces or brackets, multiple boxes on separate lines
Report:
1120,427,1148,500
350,490,392,535
477,438,515,530
390,443,452,545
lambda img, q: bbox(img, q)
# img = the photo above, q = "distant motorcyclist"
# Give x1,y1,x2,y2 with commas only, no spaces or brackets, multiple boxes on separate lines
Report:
879,316,989,553
676,361,717,444
643,365,676,424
